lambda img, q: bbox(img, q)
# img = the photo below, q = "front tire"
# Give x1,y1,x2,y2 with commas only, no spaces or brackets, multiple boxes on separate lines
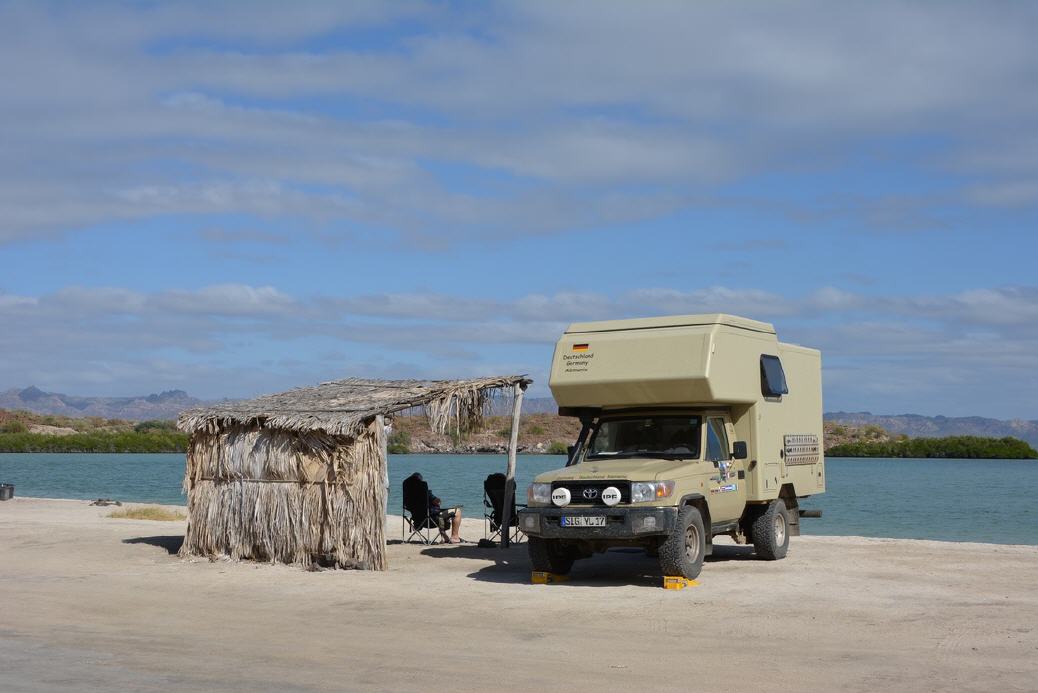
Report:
658,505,706,579
528,537,575,575
752,499,790,560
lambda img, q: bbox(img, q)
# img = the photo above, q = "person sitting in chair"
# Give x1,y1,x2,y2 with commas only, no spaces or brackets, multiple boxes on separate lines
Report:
407,472,464,544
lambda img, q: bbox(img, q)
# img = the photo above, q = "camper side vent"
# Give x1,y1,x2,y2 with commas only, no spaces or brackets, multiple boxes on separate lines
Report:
784,434,820,466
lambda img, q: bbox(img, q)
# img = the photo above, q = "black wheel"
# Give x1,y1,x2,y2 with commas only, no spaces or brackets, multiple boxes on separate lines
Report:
528,537,575,575
751,499,790,560
658,505,706,579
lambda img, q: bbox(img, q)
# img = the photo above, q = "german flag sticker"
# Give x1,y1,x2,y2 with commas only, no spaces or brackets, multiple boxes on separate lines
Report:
572,343,589,352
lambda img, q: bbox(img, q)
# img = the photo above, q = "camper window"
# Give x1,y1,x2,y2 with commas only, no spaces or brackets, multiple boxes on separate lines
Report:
586,415,701,460
760,354,789,398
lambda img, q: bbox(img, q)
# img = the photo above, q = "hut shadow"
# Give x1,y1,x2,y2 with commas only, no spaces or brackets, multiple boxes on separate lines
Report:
421,542,760,587
123,535,183,555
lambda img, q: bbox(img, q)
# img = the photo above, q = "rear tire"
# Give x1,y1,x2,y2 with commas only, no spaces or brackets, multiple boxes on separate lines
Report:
658,505,706,579
528,537,575,575
752,499,790,560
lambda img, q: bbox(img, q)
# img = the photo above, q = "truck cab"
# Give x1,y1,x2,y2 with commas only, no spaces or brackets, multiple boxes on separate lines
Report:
518,314,824,579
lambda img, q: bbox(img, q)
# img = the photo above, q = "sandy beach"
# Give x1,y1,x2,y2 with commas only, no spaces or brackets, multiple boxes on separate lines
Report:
1,497,1036,692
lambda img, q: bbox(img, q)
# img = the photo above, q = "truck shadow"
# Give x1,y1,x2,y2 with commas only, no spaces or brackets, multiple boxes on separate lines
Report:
421,542,758,587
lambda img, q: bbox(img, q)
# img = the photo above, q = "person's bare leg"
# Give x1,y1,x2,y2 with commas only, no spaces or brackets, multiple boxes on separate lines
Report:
450,508,463,542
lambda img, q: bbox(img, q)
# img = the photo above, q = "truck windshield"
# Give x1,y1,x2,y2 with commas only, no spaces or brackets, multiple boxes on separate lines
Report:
586,415,701,460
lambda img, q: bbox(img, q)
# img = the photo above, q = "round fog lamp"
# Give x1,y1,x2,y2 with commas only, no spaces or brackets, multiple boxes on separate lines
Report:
551,487,571,507
601,486,621,507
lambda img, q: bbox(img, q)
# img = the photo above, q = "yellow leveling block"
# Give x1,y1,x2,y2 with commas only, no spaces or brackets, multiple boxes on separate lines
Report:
662,576,699,590
531,571,570,584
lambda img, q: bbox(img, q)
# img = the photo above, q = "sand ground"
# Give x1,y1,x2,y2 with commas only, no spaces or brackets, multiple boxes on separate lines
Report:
1,497,1036,692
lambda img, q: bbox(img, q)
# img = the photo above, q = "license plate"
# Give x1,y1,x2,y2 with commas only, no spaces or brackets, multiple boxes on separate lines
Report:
561,516,606,527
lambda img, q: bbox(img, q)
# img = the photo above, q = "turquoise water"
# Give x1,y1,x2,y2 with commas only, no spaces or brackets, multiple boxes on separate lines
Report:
1,454,1035,545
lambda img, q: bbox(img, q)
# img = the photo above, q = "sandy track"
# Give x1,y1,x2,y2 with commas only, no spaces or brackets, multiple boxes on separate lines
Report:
1,497,1036,692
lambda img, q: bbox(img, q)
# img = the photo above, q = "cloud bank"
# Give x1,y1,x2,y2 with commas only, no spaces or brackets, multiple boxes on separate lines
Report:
2,1,1037,246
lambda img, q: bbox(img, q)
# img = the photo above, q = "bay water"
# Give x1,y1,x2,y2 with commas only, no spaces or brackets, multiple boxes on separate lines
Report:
1,453,1035,545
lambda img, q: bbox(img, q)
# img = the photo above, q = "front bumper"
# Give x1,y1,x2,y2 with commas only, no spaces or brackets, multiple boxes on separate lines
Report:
518,506,678,539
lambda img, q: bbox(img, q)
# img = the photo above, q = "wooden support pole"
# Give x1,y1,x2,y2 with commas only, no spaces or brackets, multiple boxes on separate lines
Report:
376,414,389,544
501,381,526,548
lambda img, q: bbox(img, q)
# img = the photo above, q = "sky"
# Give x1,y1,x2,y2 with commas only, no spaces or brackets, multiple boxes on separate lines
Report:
1,1,1036,419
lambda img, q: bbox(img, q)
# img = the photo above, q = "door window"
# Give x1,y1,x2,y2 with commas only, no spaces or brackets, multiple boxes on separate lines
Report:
705,417,730,461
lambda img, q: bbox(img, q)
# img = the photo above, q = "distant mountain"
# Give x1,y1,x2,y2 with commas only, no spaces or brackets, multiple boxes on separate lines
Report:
5,385,1035,447
506,399,1038,447
488,396,557,416
0,386,209,421
825,412,1038,448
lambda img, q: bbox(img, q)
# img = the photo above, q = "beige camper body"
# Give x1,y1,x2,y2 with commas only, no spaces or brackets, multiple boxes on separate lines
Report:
550,313,825,500
519,314,824,580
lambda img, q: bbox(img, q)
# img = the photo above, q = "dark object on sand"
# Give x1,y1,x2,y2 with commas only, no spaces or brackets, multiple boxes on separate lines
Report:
483,472,525,544
0,483,13,501
89,498,122,507
402,474,448,544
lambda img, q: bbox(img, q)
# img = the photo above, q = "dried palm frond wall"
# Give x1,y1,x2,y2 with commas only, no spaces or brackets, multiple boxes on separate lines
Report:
179,419,387,570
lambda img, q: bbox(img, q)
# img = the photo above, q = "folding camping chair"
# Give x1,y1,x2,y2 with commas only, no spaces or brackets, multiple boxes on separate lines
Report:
483,472,526,544
402,474,448,544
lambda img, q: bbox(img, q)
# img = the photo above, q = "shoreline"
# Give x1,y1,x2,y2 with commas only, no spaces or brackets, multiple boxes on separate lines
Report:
6,495,1038,550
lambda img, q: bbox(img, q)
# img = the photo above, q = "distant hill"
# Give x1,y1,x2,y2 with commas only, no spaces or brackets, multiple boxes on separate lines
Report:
0,386,209,421
510,401,1038,447
825,412,1038,448
4,385,1035,448
488,396,557,416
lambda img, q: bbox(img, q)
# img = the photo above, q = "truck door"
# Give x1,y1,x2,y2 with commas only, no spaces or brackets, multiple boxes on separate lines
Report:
704,415,745,523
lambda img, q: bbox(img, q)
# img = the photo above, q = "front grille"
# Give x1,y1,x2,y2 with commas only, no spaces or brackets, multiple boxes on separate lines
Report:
551,480,631,505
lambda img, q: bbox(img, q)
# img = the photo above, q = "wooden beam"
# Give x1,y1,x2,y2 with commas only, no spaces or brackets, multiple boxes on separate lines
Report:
501,381,526,548
376,414,389,544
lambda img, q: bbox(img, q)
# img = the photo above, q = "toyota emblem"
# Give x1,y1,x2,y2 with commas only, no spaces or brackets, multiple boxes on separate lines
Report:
582,488,598,499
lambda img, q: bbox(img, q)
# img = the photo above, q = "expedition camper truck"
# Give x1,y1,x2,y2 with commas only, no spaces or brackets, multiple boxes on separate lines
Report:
518,314,824,580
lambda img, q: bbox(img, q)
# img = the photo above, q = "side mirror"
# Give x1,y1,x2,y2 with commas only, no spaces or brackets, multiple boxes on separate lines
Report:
731,441,748,460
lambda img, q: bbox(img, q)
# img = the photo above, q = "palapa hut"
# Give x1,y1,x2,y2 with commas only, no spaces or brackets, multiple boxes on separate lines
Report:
177,376,530,571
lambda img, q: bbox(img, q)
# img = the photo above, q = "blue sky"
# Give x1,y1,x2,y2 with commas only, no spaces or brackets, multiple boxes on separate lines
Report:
1,1,1036,419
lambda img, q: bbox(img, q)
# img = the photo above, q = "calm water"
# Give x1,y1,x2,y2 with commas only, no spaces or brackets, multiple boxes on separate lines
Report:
1,454,1035,545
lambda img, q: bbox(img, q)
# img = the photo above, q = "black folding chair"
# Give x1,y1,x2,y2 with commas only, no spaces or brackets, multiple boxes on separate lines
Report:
402,474,447,544
483,472,526,544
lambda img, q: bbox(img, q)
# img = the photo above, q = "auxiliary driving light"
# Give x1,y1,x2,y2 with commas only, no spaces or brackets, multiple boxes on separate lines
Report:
551,487,571,507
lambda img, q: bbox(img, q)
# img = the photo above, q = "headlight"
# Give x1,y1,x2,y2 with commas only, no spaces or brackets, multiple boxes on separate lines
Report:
528,483,552,504
630,480,676,503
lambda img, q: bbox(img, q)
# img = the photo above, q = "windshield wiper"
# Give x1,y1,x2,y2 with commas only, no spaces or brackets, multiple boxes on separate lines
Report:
588,450,685,460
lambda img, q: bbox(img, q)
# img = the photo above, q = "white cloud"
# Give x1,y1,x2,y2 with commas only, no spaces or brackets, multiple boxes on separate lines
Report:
967,180,1038,207
2,1,1037,244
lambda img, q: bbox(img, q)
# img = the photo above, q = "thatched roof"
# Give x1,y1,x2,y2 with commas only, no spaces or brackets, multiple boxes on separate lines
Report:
178,375,530,438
